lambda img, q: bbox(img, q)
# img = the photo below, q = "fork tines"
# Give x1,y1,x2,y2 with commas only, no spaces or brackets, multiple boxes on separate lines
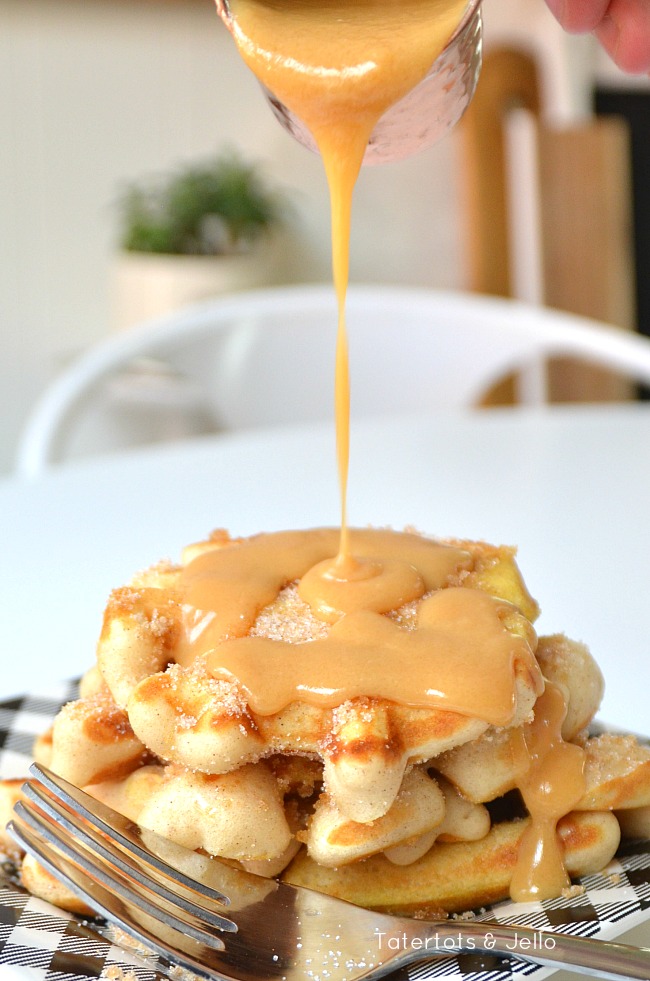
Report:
7,763,244,978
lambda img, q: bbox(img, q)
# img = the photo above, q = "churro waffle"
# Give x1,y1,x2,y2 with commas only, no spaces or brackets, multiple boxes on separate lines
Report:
4,526,650,919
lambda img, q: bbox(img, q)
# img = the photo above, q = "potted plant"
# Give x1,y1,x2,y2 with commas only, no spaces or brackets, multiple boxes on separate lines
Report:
113,148,289,329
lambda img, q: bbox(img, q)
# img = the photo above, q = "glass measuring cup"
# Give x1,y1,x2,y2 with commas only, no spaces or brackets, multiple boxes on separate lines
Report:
216,0,482,164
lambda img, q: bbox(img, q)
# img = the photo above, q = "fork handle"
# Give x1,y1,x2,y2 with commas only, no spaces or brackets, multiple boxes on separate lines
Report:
403,920,650,980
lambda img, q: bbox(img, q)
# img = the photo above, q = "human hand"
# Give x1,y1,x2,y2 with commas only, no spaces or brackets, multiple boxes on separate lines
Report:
544,0,650,73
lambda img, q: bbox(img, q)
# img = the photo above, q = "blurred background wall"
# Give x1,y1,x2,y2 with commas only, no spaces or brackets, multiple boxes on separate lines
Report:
0,0,642,474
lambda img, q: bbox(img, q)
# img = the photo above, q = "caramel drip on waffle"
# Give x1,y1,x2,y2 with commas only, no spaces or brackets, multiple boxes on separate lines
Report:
178,527,542,724
511,682,587,902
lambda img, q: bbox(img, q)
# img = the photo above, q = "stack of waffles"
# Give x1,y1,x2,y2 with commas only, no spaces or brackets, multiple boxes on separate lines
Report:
2,527,649,917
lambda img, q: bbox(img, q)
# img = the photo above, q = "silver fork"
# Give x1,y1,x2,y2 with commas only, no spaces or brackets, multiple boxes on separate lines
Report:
7,763,650,981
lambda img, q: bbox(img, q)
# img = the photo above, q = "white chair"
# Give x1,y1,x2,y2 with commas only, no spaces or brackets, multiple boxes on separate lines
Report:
15,283,650,478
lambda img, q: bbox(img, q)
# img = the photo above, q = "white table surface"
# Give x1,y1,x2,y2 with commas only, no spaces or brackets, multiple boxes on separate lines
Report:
1,403,649,734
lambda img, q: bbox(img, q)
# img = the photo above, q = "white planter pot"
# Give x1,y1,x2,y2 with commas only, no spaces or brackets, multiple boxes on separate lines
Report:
112,245,284,331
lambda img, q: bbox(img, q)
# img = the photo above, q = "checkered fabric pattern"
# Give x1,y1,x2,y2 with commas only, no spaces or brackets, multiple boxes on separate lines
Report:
0,886,164,980
0,683,79,782
1,688,650,981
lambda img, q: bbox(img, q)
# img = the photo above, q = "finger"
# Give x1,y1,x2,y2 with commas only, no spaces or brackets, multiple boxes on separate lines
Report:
595,0,650,73
544,0,610,33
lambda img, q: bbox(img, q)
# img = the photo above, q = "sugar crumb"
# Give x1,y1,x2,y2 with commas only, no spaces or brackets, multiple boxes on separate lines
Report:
562,884,586,900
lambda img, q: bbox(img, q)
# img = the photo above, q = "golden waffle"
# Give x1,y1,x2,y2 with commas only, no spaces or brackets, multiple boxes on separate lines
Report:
306,767,447,866
577,733,650,810
535,633,605,739
283,810,623,917
49,688,149,787
138,763,292,862
305,769,490,867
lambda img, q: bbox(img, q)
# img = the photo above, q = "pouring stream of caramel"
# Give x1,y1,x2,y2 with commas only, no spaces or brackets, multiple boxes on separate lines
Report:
226,0,468,568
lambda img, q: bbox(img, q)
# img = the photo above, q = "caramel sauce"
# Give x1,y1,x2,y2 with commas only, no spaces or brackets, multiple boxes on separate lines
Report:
189,572,541,721
179,527,469,654
511,683,587,901
215,0,587,902
205,600,531,718
179,528,542,722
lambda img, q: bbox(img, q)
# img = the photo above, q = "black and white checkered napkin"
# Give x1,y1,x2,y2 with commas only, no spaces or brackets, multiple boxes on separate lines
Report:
1,687,650,981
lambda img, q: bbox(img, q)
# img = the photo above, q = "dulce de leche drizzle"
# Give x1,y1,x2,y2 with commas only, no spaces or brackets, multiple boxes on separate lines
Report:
224,0,469,560
178,527,542,723
205,588,539,720
511,682,587,902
